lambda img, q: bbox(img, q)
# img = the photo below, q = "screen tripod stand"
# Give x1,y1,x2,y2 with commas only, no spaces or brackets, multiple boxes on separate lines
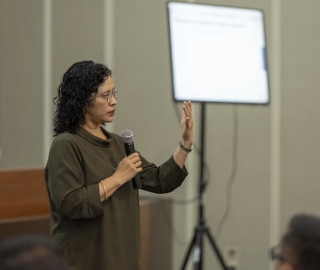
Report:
180,103,229,270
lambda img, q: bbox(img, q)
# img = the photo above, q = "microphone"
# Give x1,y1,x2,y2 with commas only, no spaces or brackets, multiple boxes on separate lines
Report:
121,130,142,189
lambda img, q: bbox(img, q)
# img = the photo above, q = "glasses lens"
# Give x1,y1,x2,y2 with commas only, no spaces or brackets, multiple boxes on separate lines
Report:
106,90,117,103
270,247,276,260
270,246,285,262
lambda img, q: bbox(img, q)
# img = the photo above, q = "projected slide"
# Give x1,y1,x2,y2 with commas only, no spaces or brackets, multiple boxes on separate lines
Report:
167,2,269,104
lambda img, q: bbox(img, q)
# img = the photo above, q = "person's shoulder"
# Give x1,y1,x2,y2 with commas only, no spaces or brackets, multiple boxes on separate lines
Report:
47,132,81,159
53,132,77,142
51,132,80,148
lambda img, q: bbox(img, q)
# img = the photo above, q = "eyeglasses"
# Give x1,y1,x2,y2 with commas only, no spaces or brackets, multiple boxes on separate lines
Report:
97,89,118,103
270,246,286,262
269,246,296,269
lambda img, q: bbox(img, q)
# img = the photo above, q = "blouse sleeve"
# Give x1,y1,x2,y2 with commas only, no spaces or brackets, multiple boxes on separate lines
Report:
140,155,188,194
45,137,103,220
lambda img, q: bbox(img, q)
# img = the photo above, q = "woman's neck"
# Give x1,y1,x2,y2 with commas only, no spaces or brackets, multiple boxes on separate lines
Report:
82,123,107,140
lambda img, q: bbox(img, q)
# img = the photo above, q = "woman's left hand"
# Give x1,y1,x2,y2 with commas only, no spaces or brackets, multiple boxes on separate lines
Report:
180,101,193,145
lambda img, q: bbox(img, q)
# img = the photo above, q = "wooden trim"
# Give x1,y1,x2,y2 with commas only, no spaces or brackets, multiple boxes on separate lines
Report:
0,168,49,219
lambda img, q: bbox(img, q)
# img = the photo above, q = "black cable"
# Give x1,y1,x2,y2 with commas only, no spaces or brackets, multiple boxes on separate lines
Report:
215,106,239,238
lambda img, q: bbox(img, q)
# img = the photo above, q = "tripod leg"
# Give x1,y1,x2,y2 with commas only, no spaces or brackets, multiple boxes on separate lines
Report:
181,229,197,270
193,227,203,270
204,228,229,270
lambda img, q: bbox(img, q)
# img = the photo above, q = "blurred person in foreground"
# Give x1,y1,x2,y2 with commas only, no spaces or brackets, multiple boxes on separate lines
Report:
270,213,320,270
45,60,193,270
0,234,67,270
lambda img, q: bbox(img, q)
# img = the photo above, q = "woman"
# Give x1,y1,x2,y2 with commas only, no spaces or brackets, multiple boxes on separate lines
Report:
45,60,193,270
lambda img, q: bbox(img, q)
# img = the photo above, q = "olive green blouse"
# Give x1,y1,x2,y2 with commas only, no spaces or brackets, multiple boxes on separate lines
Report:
45,126,188,270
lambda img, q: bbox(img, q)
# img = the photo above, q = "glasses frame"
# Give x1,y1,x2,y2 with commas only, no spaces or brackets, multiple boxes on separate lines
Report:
269,245,296,270
96,89,118,104
270,246,286,262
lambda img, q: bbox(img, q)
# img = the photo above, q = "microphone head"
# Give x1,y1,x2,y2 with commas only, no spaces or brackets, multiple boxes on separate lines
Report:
121,130,134,143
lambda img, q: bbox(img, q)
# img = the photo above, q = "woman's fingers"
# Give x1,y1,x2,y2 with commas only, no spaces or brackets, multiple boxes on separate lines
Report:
127,153,142,170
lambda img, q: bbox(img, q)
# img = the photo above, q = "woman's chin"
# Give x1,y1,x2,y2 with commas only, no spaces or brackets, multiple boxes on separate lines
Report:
101,119,113,124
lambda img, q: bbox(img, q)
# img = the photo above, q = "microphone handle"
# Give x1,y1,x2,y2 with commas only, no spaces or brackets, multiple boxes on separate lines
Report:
124,142,142,189
132,172,142,190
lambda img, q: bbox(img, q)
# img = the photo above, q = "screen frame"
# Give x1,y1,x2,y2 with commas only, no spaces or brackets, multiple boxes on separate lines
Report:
166,1,270,105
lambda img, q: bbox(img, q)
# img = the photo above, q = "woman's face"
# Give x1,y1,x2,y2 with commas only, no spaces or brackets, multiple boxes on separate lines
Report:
84,76,117,125
273,245,294,270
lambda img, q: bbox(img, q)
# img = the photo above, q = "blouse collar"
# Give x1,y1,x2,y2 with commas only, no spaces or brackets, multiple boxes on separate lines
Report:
76,125,113,148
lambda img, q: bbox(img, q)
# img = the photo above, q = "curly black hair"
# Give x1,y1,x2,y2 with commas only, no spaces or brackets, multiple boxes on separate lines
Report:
53,60,112,135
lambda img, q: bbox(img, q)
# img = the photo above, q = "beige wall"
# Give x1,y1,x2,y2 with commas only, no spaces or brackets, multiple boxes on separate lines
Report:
1,0,320,269
280,0,320,234
0,0,44,168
